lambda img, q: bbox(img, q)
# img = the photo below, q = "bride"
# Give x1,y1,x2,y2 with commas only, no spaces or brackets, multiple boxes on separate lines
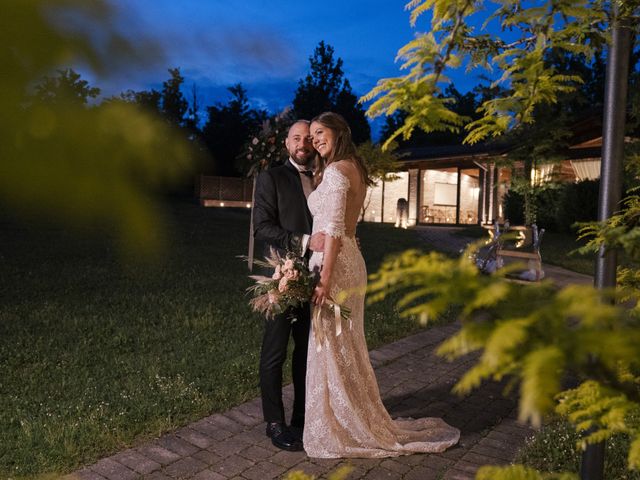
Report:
304,112,460,458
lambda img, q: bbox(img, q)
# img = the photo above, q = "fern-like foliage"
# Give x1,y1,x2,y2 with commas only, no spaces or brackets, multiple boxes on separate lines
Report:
476,464,577,479
557,381,640,469
283,465,353,480
577,190,640,318
368,190,640,475
577,192,640,264
369,247,638,428
361,0,621,147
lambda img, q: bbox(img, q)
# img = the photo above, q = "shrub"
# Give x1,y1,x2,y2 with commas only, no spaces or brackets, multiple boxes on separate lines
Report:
504,189,526,225
504,180,600,233
555,179,600,233
535,186,563,231
503,184,562,230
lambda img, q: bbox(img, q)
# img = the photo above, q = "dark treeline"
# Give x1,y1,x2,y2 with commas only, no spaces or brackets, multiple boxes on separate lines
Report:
32,43,640,184
33,42,370,179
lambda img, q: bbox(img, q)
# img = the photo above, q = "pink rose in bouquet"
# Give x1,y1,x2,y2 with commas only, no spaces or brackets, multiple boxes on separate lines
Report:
272,265,282,280
278,276,289,292
245,248,314,320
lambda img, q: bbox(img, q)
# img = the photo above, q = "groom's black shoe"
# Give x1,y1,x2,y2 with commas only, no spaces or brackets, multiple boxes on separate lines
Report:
265,422,303,451
288,424,303,442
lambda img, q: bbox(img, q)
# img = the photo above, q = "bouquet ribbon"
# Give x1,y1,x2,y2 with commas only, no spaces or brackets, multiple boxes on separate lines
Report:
312,297,347,352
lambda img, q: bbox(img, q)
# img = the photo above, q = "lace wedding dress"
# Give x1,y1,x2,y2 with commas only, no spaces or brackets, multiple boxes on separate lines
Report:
304,163,460,458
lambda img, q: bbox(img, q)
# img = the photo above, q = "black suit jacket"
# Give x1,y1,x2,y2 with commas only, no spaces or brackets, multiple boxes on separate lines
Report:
253,160,313,258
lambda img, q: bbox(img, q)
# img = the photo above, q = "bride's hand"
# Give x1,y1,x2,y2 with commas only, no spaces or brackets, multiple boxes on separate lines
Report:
311,281,329,306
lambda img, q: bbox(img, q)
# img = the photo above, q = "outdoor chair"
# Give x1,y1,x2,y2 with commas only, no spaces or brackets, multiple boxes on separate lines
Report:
477,221,545,281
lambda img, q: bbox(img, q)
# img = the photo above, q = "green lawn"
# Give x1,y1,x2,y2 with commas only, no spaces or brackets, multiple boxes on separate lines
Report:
0,200,431,478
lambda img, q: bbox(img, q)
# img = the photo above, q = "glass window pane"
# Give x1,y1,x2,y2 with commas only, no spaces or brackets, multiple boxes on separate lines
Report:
459,168,480,224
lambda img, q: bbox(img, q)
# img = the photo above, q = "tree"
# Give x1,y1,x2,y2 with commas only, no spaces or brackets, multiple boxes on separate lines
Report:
202,83,267,176
185,83,201,134
294,41,343,116
118,88,162,114
356,141,403,220
364,1,640,477
114,67,190,128
117,68,190,127
34,68,100,105
161,67,188,127
335,80,371,145
293,41,371,144
33,68,101,106
357,141,402,182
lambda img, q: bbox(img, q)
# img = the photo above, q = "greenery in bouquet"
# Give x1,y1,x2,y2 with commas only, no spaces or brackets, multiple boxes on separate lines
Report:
238,108,295,176
247,248,314,319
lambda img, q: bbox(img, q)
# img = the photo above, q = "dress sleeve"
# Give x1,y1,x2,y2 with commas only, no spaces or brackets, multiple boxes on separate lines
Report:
320,166,350,238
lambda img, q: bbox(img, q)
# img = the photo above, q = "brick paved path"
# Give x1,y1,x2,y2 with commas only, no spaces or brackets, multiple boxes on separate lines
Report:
67,227,592,480
67,322,534,480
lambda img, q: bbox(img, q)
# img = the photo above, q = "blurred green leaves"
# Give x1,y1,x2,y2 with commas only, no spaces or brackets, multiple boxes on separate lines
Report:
1,0,196,257
367,247,640,429
368,225,640,473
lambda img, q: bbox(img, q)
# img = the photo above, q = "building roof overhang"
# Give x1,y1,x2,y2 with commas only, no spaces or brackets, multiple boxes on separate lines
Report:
397,143,509,170
393,113,636,170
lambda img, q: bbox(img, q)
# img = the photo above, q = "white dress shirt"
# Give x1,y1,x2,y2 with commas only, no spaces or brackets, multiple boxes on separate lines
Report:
288,157,315,254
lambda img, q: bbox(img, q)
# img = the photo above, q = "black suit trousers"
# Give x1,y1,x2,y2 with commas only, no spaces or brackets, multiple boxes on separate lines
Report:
259,303,310,427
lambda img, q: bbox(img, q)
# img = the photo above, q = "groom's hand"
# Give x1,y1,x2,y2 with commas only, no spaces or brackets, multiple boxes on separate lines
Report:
310,232,344,252
309,232,326,252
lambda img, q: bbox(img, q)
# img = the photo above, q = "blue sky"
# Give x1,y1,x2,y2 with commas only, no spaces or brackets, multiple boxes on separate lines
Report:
101,1,494,135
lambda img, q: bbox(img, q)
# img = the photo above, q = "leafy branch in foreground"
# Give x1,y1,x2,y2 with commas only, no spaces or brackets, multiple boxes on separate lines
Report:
476,465,576,480
362,0,626,149
577,190,640,318
476,464,576,480
2,1,197,257
284,464,353,480
368,237,640,475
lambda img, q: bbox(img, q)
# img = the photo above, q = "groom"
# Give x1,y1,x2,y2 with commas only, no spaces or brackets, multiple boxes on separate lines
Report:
252,120,320,451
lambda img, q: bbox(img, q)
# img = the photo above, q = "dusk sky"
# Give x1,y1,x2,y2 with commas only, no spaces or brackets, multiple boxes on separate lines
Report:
100,1,494,136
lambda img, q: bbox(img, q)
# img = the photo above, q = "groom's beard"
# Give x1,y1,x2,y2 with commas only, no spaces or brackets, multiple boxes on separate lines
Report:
290,149,315,168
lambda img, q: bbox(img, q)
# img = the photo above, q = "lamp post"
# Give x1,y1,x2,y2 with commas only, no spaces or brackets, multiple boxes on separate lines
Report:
580,11,633,480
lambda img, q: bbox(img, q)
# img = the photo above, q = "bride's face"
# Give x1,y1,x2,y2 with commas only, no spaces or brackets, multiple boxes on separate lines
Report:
310,121,335,158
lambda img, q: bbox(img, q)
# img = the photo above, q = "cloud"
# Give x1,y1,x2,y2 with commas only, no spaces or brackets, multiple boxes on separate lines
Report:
96,1,299,93
156,28,296,82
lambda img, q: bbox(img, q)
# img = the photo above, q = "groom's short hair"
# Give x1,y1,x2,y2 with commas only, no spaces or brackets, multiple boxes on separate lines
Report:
288,120,310,133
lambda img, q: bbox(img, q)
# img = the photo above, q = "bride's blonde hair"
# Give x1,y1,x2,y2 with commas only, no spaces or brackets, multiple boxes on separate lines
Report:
311,112,374,187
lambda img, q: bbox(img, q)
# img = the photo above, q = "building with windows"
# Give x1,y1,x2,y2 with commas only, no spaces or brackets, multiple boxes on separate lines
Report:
363,125,609,227
361,143,509,226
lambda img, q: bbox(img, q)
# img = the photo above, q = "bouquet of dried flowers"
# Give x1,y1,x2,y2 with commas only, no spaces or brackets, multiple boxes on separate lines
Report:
246,248,315,320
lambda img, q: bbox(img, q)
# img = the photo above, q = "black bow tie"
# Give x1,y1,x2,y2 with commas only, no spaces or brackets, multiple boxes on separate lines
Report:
301,170,314,178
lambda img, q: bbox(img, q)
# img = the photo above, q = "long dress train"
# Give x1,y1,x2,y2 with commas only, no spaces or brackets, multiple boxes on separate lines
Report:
304,163,460,458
